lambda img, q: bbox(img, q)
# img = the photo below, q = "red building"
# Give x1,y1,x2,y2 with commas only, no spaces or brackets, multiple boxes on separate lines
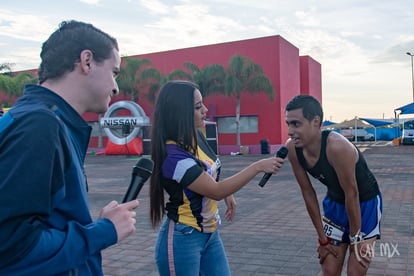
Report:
3,35,321,154
116,35,321,154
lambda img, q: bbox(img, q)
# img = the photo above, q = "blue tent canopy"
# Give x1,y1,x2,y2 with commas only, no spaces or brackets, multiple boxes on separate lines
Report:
395,102,414,115
360,118,394,127
322,120,336,126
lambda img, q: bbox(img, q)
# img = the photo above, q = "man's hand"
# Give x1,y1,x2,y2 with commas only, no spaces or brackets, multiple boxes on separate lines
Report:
100,200,139,242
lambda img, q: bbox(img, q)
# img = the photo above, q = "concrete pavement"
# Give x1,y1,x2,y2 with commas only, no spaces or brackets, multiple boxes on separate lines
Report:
85,143,414,275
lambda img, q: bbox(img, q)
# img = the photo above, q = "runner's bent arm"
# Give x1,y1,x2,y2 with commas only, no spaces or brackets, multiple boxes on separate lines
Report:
286,141,327,242
326,133,362,236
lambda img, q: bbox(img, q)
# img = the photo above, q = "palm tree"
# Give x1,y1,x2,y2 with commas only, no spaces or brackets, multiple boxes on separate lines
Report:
117,57,152,101
168,67,193,81
168,57,273,146
0,63,15,101
13,71,37,97
0,63,13,75
142,62,213,104
0,70,36,107
224,55,275,146
141,67,168,104
173,62,226,97
0,74,15,95
199,64,226,96
143,65,206,104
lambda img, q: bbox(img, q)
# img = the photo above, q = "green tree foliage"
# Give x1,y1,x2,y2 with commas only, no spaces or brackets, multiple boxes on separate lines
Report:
171,62,226,97
140,62,225,104
0,65,37,107
0,74,15,95
117,57,152,101
200,64,226,96
13,72,38,97
0,63,13,75
115,55,274,147
165,56,274,146
141,67,168,104
224,55,274,146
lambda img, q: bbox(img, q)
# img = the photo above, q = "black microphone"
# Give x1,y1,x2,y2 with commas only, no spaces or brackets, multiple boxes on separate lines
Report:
122,158,154,203
258,146,288,188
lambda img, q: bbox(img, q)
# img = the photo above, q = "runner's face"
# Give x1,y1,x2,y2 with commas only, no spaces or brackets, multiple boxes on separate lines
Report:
194,89,208,129
286,108,320,147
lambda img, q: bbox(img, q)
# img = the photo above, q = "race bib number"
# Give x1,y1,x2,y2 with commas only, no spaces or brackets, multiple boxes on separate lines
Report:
322,216,345,243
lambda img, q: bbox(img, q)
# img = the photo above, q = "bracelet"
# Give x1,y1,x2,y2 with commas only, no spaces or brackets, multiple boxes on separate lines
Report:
318,237,331,246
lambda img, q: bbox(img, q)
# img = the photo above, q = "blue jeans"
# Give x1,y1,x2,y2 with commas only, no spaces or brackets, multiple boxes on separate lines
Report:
155,218,231,276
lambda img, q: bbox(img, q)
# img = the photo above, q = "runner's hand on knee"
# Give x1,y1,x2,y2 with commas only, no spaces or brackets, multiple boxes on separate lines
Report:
317,243,338,264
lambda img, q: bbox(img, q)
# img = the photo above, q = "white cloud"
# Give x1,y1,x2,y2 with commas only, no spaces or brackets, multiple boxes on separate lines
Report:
140,3,241,47
0,9,53,42
79,0,101,5
295,10,320,27
139,0,169,14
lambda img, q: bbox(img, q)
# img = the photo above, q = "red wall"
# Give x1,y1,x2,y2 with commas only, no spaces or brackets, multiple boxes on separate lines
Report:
300,55,322,103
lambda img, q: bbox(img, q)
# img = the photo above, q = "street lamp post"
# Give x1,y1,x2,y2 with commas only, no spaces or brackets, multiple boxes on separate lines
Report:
406,52,414,102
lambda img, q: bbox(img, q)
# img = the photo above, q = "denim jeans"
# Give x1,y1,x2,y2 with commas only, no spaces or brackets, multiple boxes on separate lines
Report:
155,218,231,276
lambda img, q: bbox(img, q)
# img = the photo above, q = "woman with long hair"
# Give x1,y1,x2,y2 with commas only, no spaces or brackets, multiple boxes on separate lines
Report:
150,80,284,275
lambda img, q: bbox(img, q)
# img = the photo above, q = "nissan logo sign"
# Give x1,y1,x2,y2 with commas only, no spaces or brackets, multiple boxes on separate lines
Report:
100,101,149,145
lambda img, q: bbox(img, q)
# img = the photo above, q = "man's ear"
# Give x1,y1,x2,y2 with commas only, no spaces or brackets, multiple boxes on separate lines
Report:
79,50,93,74
313,115,321,126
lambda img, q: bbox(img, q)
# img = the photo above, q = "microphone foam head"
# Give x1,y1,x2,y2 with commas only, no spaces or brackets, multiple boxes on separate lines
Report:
134,158,154,179
276,146,288,159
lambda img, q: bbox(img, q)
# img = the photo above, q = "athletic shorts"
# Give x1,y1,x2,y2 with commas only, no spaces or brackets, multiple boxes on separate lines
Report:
322,193,382,244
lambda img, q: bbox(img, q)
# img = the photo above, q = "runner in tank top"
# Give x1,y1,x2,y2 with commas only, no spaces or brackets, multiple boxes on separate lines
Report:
285,95,382,276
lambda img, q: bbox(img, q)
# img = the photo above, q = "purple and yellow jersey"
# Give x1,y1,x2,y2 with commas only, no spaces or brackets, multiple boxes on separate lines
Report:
161,130,221,233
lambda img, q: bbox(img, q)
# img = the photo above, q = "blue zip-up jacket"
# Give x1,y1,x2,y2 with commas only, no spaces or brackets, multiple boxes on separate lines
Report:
0,85,117,275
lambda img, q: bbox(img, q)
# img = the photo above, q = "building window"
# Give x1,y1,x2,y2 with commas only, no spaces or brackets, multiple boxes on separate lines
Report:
216,116,258,134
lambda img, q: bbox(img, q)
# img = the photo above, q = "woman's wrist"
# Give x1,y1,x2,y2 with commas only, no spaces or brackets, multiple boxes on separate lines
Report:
252,160,263,174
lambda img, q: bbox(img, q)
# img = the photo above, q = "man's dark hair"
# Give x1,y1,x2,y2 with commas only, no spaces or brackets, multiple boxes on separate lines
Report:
286,95,324,125
38,20,118,84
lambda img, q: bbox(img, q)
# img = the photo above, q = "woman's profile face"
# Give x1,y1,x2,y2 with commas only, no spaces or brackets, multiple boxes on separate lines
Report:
193,89,208,129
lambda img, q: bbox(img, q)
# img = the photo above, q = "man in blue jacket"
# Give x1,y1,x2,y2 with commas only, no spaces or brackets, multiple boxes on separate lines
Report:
0,20,139,275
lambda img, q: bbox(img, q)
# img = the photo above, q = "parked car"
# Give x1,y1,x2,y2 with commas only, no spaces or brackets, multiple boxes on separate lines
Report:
401,120,414,145
340,128,375,141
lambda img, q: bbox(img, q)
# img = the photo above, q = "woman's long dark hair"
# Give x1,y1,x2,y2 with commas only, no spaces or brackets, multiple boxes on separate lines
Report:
149,80,200,228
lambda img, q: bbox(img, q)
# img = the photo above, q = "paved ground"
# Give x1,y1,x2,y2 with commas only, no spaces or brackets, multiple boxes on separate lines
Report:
85,142,414,276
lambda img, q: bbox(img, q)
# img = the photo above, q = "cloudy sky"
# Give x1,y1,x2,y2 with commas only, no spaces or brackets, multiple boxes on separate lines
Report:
1,0,413,122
